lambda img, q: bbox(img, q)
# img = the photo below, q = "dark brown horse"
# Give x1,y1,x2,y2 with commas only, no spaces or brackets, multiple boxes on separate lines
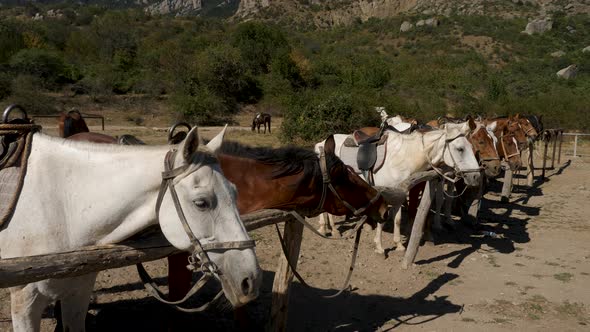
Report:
58,110,89,138
251,112,271,134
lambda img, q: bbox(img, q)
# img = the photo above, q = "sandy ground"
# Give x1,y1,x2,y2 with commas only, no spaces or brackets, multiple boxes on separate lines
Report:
1,124,589,331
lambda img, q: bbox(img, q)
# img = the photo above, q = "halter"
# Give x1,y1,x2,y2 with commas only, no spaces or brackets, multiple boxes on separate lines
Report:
422,131,482,183
499,131,520,160
470,125,500,164
313,147,382,217
138,148,255,313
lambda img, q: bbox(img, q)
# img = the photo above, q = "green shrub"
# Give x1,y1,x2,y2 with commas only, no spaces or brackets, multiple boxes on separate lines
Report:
9,48,67,88
8,74,58,114
171,88,235,126
280,89,380,145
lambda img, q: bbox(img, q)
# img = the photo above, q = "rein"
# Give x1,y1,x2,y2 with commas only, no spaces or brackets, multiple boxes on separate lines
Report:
422,132,481,184
274,147,381,298
137,149,255,313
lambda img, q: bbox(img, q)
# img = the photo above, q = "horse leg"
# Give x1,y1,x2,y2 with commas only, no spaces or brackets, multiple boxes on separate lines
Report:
317,212,329,236
373,219,386,256
10,284,52,332
444,182,455,225
59,274,97,332
329,214,341,238
393,207,406,252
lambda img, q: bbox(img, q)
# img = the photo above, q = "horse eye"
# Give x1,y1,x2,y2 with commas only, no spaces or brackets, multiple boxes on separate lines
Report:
194,199,210,210
457,147,464,153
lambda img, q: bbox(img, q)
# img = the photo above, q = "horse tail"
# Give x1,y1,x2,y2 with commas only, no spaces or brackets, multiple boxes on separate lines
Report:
268,115,271,133
58,113,67,137
252,119,256,131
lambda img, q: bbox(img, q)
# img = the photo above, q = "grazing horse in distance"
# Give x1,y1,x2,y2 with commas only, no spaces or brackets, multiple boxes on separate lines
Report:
58,109,89,138
251,112,271,134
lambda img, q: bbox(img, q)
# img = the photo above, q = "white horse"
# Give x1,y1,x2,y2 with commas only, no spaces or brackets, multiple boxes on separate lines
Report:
316,122,481,253
0,127,262,332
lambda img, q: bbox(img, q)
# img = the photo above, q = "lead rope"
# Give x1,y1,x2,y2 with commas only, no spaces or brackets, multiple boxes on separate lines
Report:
272,148,382,298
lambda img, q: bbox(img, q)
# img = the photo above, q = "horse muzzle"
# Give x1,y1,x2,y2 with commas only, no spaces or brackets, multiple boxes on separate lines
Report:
217,249,262,307
482,160,502,178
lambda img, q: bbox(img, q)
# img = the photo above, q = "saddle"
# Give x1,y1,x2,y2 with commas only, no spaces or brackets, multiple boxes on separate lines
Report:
118,134,146,146
0,105,41,228
340,130,388,183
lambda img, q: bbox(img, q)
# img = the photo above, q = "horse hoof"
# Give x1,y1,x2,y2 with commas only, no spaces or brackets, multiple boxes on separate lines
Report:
332,231,342,238
374,248,385,255
317,227,327,236
395,245,406,252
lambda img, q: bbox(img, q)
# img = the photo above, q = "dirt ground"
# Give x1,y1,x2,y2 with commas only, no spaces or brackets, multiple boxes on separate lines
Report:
1,114,589,331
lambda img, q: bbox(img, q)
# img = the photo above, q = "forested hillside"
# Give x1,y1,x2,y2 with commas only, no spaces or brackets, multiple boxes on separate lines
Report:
0,2,588,144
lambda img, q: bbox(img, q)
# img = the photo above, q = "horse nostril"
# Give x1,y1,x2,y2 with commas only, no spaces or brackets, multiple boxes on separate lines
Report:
241,277,251,295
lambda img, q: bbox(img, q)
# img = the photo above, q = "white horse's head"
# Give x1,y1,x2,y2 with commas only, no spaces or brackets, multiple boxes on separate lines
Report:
158,126,262,307
441,122,481,186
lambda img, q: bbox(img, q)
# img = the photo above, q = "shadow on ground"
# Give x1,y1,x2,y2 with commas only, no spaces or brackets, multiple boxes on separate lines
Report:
82,270,461,332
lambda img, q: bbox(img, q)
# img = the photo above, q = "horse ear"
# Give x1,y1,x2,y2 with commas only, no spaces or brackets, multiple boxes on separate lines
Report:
324,135,336,155
206,124,228,153
468,116,477,131
180,127,200,162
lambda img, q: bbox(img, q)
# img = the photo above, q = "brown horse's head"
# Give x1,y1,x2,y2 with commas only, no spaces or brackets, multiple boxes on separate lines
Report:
506,114,528,150
498,125,522,171
320,135,389,225
468,120,501,177
518,116,538,143
58,109,89,138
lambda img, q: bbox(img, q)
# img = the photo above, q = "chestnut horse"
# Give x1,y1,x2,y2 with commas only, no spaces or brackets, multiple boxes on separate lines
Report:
251,112,271,134
58,110,89,138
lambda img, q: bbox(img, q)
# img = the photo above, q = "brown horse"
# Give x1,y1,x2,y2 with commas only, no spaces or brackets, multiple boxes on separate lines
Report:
484,116,523,171
485,115,528,151
58,110,89,138
251,112,271,134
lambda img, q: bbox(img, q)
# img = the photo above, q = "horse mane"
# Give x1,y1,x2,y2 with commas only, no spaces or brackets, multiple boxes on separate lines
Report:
219,140,335,180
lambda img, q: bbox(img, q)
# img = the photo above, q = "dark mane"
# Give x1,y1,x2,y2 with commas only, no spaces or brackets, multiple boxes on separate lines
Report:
219,140,339,180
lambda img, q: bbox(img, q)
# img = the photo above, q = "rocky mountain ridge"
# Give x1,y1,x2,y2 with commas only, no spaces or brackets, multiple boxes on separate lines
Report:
7,0,590,25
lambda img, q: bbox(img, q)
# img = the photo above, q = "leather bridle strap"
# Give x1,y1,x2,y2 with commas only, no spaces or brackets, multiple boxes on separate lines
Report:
500,133,520,160
137,149,255,312
315,148,382,217
274,215,366,298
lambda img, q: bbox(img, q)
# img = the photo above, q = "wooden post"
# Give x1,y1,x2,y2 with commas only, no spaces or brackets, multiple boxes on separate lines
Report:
467,176,485,227
402,180,434,269
557,130,563,164
542,135,549,179
268,220,304,332
550,131,558,169
526,142,534,187
501,168,513,203
573,134,578,157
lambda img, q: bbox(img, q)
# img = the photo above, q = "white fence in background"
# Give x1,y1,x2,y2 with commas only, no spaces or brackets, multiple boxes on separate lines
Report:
562,132,590,157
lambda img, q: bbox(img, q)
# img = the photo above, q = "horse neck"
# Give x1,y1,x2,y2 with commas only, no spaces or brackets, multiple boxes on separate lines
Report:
218,153,318,214
378,132,435,186
18,134,167,249
421,130,447,166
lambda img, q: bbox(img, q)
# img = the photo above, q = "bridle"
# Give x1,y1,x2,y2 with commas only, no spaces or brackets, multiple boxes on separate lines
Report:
137,148,255,313
312,147,382,217
471,125,500,165
499,130,521,160
274,147,384,298
422,131,482,184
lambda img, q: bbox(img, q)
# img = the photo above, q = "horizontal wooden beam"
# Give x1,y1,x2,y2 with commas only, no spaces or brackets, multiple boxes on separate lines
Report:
0,210,295,288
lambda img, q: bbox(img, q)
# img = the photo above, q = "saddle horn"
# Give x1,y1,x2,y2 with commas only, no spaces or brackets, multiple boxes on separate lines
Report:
3,104,28,124
168,122,192,144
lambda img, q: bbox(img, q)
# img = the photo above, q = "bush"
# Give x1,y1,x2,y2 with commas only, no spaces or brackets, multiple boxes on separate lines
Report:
0,20,25,64
8,75,58,114
0,72,12,100
230,22,290,74
9,48,67,89
171,88,235,126
280,89,380,145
